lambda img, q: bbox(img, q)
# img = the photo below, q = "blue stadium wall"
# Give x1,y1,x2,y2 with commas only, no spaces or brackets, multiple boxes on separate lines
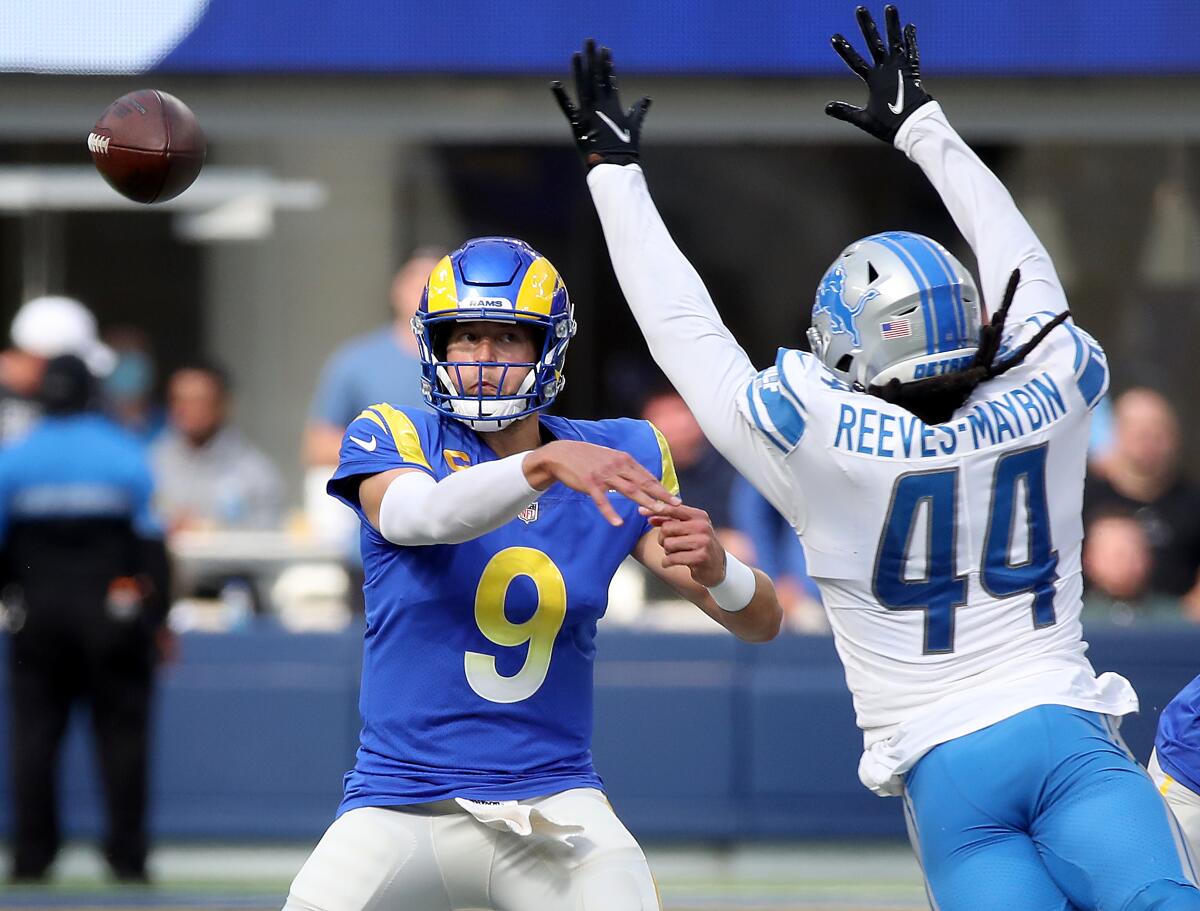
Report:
0,626,1195,841
7,1,1200,76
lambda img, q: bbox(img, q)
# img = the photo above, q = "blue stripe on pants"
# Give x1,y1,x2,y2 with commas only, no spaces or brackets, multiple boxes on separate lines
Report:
903,704,1200,911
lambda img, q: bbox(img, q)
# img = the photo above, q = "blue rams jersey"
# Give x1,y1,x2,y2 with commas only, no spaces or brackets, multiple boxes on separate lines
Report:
1157,674,1200,795
327,404,677,813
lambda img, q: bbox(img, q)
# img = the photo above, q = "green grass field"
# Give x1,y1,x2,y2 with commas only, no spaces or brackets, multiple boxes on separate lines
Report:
0,842,929,910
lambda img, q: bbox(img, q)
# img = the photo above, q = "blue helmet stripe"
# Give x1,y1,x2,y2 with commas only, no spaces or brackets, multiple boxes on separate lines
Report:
915,235,968,345
896,232,958,350
881,232,964,353
871,234,936,355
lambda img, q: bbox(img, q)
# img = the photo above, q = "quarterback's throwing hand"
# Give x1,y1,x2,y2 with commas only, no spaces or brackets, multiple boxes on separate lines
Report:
642,503,726,588
524,440,679,527
552,39,650,169
826,5,932,143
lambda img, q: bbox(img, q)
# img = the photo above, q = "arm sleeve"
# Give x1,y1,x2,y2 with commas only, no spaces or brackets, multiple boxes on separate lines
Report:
377,452,543,546
894,102,1068,329
587,163,800,524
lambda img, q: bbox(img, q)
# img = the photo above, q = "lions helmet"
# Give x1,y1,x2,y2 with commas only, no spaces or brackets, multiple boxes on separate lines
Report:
413,237,576,432
807,232,981,390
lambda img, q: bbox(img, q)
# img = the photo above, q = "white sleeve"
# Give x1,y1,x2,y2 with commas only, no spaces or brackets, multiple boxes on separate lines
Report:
378,453,542,546
587,163,801,525
894,102,1069,329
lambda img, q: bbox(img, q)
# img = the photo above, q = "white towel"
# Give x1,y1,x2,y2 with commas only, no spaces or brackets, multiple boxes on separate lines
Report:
454,798,585,846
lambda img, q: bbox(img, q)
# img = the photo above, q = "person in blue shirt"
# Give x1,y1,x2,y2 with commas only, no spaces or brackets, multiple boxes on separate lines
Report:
1152,676,1200,861
303,249,443,468
729,475,826,633
282,237,782,911
0,355,170,883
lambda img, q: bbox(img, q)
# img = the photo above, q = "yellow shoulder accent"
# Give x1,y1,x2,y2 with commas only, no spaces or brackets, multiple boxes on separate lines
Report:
648,422,680,496
515,256,559,319
368,403,432,471
425,255,459,314
354,409,387,432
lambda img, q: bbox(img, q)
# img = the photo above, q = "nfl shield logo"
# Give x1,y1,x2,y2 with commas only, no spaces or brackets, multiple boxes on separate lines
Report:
518,502,539,524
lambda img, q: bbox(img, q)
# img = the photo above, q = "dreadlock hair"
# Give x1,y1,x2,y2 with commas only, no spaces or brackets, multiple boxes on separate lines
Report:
867,268,1070,426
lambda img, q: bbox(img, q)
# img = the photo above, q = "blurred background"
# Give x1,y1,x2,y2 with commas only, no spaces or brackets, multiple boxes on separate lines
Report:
2,1,1200,908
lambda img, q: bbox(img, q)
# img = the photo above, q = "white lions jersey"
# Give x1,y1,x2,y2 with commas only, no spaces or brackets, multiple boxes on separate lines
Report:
589,102,1137,796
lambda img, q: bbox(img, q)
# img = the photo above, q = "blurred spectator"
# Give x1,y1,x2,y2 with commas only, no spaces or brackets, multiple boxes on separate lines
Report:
639,385,751,561
151,362,284,531
0,296,115,445
1087,394,1115,475
730,475,827,633
303,249,442,468
0,355,170,883
102,326,166,446
1083,388,1200,615
1081,509,1182,625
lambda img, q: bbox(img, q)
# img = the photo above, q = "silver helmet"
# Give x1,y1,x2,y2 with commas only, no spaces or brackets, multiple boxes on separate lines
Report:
807,231,981,390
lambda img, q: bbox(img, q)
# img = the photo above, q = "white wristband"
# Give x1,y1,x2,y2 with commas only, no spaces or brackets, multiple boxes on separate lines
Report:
706,552,756,613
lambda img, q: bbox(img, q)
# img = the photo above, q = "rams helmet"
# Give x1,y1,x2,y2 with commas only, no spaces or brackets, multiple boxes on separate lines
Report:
413,237,576,432
807,231,981,390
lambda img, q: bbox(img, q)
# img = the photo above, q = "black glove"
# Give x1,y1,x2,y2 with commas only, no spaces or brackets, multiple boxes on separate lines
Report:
825,5,933,143
552,39,651,170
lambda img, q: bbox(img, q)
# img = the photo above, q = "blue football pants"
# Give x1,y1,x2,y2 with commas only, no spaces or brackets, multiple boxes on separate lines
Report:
904,705,1200,911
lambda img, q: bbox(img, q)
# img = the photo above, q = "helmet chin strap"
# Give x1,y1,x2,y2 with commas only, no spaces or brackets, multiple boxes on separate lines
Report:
436,365,538,433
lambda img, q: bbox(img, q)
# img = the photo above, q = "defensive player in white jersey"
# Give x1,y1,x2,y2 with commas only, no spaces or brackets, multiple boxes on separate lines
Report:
553,8,1200,910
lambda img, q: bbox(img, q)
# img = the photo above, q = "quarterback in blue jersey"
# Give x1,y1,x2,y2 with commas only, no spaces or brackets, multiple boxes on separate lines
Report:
283,237,781,911
1153,676,1200,860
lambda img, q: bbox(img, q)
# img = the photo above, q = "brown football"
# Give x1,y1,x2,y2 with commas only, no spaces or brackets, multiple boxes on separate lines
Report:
88,89,206,204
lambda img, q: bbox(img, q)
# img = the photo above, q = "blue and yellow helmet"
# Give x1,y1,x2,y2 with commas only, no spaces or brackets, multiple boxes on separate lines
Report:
413,237,576,431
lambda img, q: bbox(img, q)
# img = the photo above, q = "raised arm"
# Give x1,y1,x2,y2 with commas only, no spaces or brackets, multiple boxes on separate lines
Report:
896,106,1067,325
586,164,757,439
826,4,1067,325
553,41,798,521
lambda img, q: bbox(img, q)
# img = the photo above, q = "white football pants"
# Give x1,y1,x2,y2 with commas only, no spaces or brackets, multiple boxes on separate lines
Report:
282,788,661,911
1150,749,1200,864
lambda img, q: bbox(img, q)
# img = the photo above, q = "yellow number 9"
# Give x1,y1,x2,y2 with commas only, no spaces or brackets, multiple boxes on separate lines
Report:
465,547,567,704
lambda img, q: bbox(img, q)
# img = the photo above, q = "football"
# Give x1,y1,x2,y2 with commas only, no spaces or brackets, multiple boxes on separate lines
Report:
88,89,206,204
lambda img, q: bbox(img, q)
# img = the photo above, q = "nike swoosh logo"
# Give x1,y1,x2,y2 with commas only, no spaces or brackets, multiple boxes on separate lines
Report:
596,111,632,144
888,73,904,114
349,434,377,452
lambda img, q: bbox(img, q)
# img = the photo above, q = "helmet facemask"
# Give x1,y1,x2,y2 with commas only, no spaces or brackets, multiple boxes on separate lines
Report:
417,316,569,432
